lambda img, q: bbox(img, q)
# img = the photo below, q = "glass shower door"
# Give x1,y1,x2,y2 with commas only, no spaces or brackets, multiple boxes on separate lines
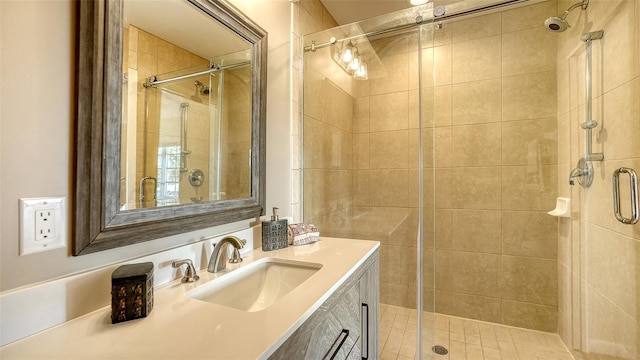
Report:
418,21,437,360
301,5,437,359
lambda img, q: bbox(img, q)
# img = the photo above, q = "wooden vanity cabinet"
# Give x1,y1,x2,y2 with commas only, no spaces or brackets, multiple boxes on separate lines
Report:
269,250,379,360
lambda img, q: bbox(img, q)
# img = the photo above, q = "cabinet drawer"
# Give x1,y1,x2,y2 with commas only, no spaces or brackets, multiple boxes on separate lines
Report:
306,283,360,359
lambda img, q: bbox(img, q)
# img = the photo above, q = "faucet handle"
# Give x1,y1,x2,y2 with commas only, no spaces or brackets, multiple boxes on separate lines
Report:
230,248,243,263
172,259,200,283
231,239,246,263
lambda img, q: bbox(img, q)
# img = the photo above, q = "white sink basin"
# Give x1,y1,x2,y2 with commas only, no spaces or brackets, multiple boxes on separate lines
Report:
186,258,323,312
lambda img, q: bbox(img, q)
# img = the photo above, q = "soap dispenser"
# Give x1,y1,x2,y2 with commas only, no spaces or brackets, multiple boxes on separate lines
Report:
261,207,288,251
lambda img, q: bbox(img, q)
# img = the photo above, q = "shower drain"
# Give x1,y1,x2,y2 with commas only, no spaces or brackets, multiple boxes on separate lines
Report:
431,345,449,355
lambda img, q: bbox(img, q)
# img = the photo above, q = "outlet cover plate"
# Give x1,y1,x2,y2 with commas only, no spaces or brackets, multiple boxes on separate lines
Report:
19,197,67,255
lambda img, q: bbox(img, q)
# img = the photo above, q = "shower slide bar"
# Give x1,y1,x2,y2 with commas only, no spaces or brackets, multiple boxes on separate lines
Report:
303,0,532,52
180,103,191,173
143,61,251,88
613,167,639,224
581,30,604,162
569,30,605,187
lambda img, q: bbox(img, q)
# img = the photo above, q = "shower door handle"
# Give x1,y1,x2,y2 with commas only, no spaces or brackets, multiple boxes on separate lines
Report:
613,167,639,224
139,176,157,208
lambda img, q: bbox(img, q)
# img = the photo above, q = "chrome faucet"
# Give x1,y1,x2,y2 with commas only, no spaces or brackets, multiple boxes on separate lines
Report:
569,157,593,187
172,259,199,283
569,167,586,185
207,235,246,273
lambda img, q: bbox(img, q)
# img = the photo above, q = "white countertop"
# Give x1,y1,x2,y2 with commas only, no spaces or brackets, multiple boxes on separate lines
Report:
0,238,379,359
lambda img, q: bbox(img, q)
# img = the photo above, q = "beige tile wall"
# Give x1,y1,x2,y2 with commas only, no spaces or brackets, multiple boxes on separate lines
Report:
221,66,252,199
291,0,341,223
556,0,640,359
302,76,356,225
295,0,360,233
400,1,560,331
301,0,562,332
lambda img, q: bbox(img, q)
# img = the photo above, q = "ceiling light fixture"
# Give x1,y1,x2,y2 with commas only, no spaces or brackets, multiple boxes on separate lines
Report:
410,0,429,5
353,63,368,80
348,48,361,71
331,40,368,80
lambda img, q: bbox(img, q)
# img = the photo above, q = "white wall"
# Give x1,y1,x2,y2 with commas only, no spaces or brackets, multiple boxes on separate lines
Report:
0,0,292,292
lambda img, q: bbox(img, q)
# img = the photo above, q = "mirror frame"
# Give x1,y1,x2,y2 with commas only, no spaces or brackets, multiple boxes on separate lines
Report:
74,0,267,255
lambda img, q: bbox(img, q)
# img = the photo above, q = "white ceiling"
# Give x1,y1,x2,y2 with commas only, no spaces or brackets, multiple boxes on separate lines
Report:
124,0,250,60
320,0,415,25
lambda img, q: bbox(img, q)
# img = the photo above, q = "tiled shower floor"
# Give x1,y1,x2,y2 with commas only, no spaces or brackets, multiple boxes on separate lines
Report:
380,304,575,360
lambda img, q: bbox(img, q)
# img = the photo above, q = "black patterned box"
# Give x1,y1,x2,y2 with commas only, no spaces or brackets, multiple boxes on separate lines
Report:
111,262,154,324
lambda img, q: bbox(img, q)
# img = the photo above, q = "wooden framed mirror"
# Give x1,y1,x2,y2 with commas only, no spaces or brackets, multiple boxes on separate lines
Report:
74,0,266,255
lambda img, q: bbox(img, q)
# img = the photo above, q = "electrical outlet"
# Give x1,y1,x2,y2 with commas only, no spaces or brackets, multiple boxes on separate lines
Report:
35,209,55,240
19,197,66,255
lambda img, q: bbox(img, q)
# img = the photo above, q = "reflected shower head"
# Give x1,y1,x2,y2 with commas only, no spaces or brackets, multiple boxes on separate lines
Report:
544,0,589,32
191,80,203,103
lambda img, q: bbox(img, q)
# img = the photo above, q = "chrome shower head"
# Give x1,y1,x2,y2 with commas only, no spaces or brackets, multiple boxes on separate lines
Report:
544,0,589,32
544,16,569,32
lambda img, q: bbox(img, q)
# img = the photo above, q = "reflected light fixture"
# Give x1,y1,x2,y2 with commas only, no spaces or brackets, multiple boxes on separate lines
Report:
331,40,368,80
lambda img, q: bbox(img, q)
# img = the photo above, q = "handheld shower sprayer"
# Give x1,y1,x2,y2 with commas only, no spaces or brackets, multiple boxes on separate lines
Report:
544,0,589,32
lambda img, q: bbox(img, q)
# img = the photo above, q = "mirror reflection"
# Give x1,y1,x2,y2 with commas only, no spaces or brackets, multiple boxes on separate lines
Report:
121,0,253,210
